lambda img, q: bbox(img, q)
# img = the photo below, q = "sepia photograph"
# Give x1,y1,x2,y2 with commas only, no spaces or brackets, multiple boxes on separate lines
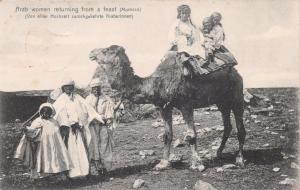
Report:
0,0,299,189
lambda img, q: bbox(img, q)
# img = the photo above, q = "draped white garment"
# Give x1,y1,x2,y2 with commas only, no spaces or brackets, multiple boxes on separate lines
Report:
85,94,115,170
52,93,104,178
14,117,73,175
168,19,205,58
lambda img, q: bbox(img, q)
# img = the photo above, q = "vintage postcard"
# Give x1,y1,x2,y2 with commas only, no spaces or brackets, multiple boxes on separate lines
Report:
0,0,299,189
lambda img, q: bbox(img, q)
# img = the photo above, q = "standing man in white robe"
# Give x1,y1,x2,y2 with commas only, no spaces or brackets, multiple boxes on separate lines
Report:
85,78,124,174
52,77,104,178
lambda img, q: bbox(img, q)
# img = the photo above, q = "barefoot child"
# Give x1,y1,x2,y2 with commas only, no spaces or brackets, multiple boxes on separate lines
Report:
201,12,237,67
14,103,73,179
209,12,227,53
201,16,215,66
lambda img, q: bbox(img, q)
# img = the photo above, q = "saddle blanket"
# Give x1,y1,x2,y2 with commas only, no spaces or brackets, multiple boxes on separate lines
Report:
188,52,237,76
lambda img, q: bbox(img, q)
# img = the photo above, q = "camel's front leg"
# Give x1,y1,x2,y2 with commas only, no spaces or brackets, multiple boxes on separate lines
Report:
233,103,246,167
181,106,205,172
155,106,172,170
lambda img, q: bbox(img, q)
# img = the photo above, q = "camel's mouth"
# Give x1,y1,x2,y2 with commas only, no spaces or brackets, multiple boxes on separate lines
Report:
89,54,96,61
89,48,107,63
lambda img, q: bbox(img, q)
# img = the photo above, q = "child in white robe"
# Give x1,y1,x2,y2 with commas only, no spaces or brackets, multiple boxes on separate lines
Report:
201,17,215,65
207,12,238,65
14,103,73,179
209,12,226,52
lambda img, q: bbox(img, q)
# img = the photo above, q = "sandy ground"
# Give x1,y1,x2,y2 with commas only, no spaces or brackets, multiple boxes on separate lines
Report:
0,88,298,190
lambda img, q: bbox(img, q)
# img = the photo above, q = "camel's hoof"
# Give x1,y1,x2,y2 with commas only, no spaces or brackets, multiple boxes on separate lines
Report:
184,130,195,142
235,156,245,168
154,159,170,171
190,164,205,172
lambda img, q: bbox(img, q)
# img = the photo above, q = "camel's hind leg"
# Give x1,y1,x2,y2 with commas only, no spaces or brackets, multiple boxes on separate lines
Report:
155,106,172,170
217,104,233,158
180,105,205,172
233,102,246,167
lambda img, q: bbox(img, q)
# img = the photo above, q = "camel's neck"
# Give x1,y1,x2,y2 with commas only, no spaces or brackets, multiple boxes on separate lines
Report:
102,60,155,105
123,75,154,104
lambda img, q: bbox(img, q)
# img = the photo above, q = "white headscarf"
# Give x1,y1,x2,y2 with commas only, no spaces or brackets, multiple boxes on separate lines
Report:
89,78,101,88
61,77,75,86
39,103,56,118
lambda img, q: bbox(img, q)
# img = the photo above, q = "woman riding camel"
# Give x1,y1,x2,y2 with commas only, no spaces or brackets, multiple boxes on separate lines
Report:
168,4,205,58
167,4,210,76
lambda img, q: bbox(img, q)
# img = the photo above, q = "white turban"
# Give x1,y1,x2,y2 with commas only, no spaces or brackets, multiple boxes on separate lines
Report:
61,77,75,87
90,78,101,88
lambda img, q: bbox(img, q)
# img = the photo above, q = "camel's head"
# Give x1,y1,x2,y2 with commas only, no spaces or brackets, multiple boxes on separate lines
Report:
89,45,135,92
89,45,126,64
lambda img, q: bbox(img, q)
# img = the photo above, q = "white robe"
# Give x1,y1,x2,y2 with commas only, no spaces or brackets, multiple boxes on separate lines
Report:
52,93,103,178
168,19,205,58
85,94,116,170
14,117,73,176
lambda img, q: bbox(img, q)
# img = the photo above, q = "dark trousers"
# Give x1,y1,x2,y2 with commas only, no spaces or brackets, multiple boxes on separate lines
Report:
60,126,69,149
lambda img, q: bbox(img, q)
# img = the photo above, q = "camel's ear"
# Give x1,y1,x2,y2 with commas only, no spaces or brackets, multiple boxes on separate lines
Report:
177,52,190,64
102,48,108,54
175,53,184,64
117,46,125,53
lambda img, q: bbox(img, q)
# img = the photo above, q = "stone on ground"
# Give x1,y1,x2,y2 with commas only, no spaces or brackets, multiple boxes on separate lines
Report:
291,162,299,169
169,153,183,163
195,180,218,190
279,178,297,186
139,150,155,158
272,167,280,172
173,138,184,148
152,120,163,128
190,164,205,172
133,179,145,189
216,167,224,172
222,164,238,169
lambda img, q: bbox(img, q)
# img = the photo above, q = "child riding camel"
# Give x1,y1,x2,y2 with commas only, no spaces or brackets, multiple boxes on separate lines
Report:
201,12,237,66
210,12,227,53
201,17,215,66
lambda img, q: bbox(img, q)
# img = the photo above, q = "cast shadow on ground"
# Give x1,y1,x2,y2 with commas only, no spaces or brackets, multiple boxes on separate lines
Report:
204,147,284,168
169,147,285,171
1,160,159,190
1,148,286,189
60,160,160,189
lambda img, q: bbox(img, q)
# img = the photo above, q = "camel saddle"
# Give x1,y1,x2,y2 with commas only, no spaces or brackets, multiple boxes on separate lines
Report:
181,51,238,77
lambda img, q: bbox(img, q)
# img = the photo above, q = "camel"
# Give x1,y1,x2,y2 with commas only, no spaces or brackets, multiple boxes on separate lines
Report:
89,45,246,171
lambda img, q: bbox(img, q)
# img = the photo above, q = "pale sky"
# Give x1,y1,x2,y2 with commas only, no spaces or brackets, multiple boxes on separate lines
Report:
0,0,299,91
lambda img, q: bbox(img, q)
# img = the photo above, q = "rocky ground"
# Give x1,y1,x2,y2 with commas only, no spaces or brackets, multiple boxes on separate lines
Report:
0,88,298,190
